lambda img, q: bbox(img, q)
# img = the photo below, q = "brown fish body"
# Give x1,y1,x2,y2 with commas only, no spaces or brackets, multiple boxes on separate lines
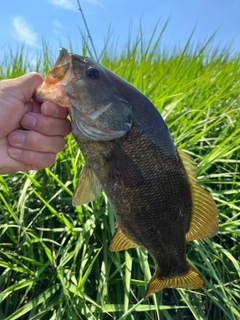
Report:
75,86,191,278
35,48,218,298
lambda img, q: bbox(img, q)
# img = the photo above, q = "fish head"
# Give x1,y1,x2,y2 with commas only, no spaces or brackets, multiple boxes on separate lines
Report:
34,48,132,141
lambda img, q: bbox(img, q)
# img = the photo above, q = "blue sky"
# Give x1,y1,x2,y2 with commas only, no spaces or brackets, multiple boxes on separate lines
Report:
0,0,240,62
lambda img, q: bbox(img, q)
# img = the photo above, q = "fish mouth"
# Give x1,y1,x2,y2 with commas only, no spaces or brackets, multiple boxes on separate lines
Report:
56,47,88,72
32,48,76,107
32,91,38,101
55,47,71,67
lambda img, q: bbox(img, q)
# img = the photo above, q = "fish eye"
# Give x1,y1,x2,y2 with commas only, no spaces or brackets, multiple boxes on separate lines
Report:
86,67,101,79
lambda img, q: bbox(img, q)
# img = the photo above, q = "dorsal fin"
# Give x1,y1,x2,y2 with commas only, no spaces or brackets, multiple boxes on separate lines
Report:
177,149,197,175
109,224,139,252
177,149,218,241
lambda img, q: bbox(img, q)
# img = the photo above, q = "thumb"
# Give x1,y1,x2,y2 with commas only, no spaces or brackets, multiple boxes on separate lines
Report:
14,72,43,102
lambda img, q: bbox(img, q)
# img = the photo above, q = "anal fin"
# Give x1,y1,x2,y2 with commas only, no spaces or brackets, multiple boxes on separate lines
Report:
145,264,204,299
72,164,101,206
109,224,139,252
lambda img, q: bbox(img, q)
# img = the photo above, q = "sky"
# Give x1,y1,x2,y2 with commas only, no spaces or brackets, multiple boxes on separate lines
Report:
0,0,240,63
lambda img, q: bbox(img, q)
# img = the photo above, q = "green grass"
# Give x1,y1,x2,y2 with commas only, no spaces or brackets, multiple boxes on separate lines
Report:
0,27,240,319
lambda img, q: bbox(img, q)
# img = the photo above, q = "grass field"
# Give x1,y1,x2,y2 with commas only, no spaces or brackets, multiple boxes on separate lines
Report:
0,29,240,319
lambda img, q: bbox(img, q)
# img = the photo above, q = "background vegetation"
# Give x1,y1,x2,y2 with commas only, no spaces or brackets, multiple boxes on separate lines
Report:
0,27,240,319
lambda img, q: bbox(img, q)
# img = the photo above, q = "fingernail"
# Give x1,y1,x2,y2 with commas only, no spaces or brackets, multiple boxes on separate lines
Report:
9,132,25,144
43,102,57,117
21,114,36,128
8,147,22,158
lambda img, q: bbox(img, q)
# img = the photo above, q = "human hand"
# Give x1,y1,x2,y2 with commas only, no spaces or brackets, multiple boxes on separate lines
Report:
0,72,71,174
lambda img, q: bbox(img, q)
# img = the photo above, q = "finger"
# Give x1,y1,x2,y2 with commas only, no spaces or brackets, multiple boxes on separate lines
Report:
41,102,69,119
8,147,56,171
20,113,71,137
14,72,43,103
23,100,42,114
8,130,66,153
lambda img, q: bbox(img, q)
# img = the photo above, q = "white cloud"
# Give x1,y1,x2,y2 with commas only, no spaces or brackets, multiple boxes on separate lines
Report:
12,16,38,47
53,19,62,28
52,19,62,34
49,0,100,10
50,0,76,10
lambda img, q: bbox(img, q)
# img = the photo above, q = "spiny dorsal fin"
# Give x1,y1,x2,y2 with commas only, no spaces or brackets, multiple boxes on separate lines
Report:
144,264,204,299
177,149,218,241
109,224,139,252
72,164,101,206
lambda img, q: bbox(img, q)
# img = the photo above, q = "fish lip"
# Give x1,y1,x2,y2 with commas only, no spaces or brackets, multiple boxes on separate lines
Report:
32,92,38,101
57,47,88,65
54,47,71,67
56,48,88,78
32,91,45,103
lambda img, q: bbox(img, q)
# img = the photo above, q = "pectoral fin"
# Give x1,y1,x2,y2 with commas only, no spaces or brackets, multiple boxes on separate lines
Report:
177,149,218,241
72,164,101,206
105,143,144,188
145,264,204,299
109,224,139,251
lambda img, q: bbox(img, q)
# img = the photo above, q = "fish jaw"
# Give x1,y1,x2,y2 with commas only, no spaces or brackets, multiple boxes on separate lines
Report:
34,48,133,141
34,81,72,107
34,48,75,108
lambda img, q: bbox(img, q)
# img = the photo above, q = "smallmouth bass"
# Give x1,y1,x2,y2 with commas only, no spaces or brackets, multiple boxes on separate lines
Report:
34,48,218,298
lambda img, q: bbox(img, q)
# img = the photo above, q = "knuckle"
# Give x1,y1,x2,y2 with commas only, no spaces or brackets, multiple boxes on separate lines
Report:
42,153,56,167
27,152,55,170
19,150,37,166
42,117,53,135
63,119,71,136
24,132,39,150
55,137,65,152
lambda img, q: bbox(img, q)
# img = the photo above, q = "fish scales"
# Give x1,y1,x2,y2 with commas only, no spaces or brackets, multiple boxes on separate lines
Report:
72,74,192,276
34,48,218,298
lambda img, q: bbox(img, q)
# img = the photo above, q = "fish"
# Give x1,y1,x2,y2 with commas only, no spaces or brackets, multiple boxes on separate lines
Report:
34,48,218,299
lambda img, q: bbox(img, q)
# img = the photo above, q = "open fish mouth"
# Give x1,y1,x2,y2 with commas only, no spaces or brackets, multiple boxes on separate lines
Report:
34,48,133,141
33,48,75,108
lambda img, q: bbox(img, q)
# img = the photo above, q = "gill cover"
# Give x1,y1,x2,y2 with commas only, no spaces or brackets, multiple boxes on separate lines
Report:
65,48,133,141
70,97,132,141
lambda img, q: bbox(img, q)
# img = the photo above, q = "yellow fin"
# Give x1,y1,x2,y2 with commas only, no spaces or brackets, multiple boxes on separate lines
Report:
145,264,204,299
109,224,139,252
186,175,218,241
177,149,218,241
72,164,101,206
177,149,197,176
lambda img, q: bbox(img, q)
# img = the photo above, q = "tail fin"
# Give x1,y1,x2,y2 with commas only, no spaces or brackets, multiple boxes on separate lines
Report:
144,264,204,299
